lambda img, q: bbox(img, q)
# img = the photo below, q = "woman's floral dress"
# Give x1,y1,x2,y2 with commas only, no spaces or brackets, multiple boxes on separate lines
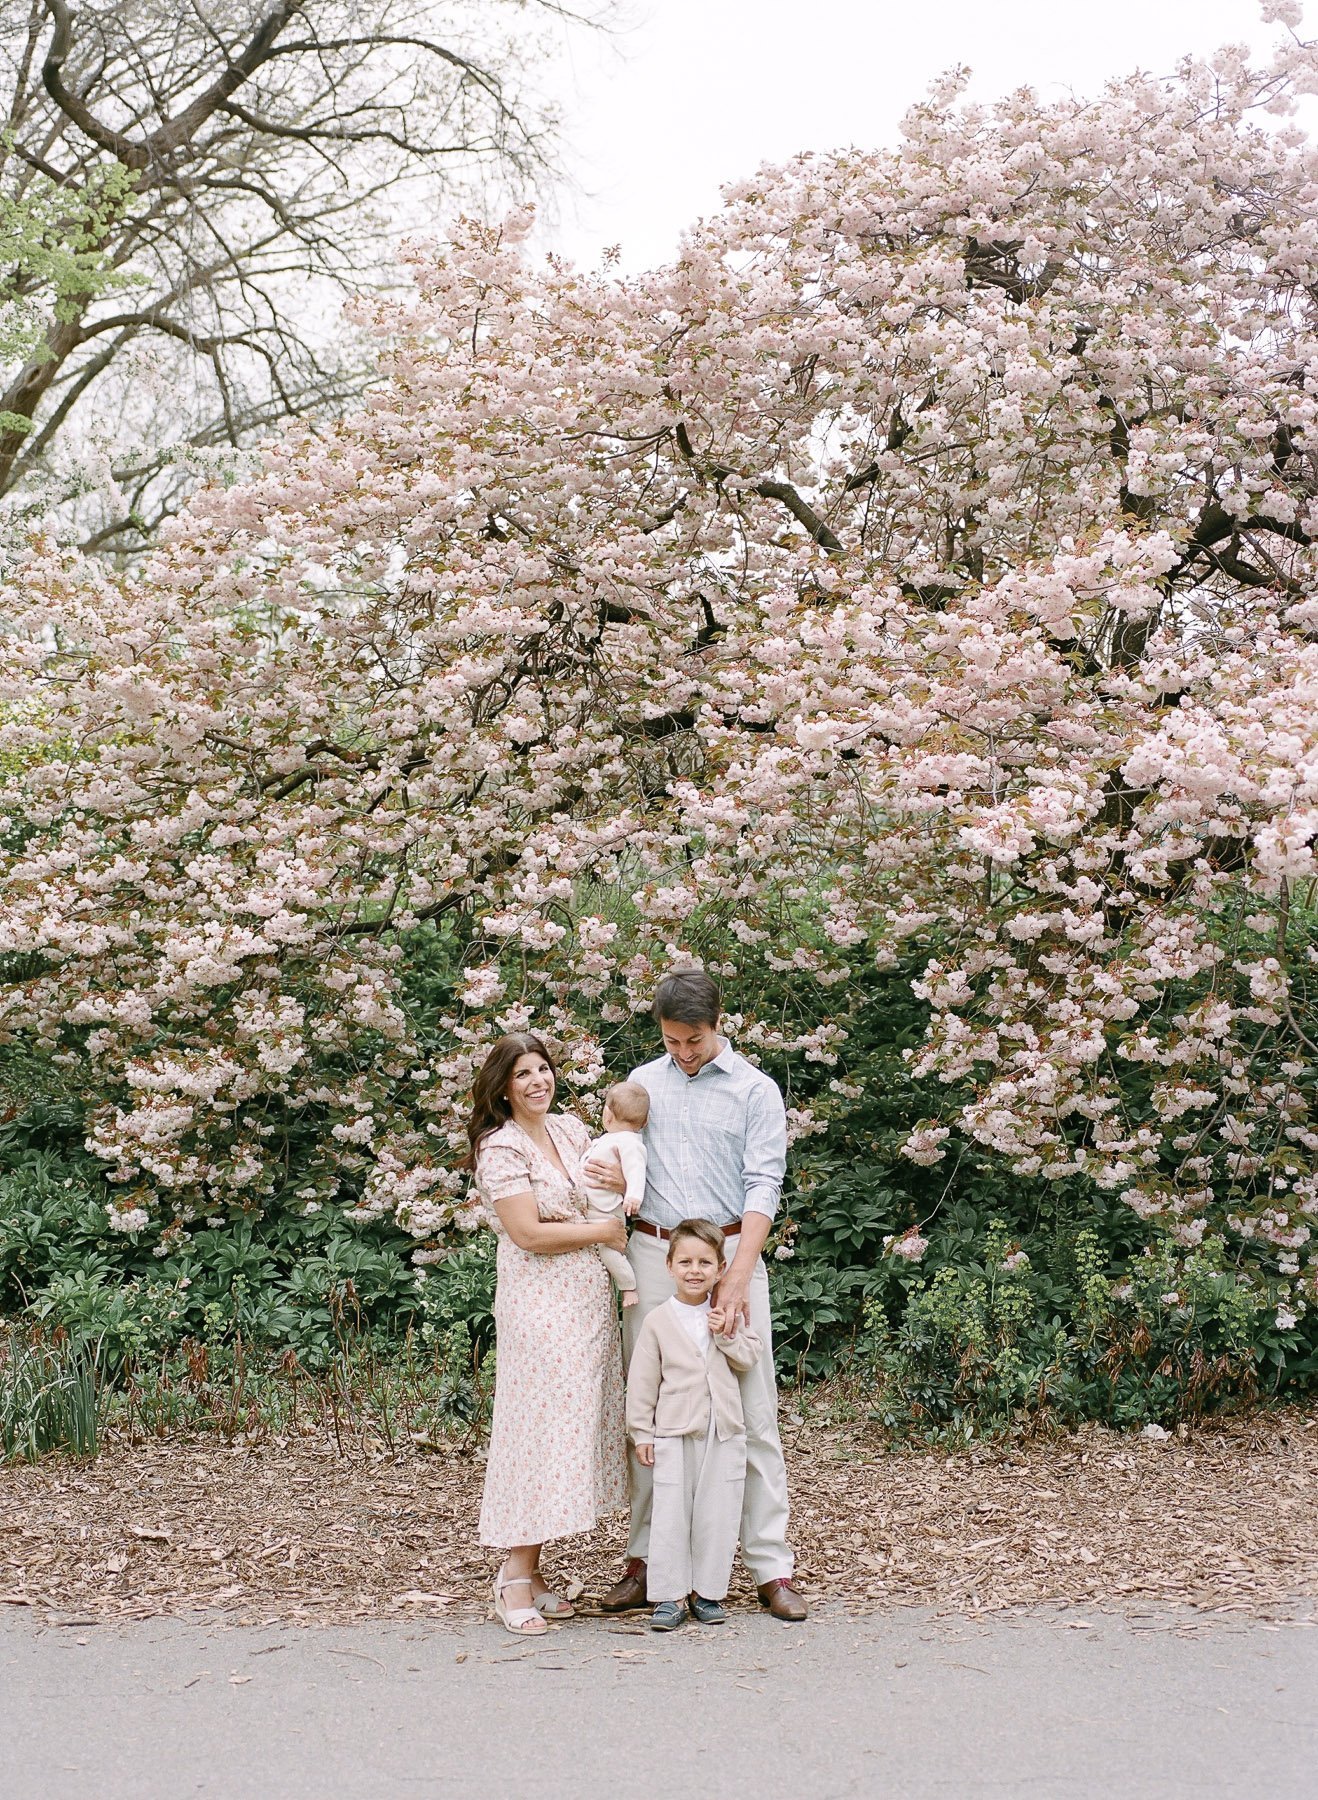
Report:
476,1113,627,1548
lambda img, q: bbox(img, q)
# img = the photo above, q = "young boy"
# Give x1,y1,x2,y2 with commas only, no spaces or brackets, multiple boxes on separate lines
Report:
580,1081,649,1307
624,1217,762,1630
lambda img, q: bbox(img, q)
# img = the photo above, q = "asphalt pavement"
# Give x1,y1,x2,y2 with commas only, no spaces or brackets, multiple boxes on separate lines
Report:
2,1604,1315,1799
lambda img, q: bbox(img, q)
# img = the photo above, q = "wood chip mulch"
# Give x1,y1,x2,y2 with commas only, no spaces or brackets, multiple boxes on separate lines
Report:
1,1407,1316,1627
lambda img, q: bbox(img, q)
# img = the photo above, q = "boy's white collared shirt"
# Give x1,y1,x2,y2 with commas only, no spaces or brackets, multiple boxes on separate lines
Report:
667,1293,712,1349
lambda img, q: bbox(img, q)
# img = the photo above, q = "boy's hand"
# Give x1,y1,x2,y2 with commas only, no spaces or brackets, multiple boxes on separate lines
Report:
707,1306,727,1334
634,1442,655,1467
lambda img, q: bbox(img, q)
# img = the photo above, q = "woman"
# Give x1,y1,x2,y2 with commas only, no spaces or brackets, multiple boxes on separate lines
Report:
468,1032,628,1634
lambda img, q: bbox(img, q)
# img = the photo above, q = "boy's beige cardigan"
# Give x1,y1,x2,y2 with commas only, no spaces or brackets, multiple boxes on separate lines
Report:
625,1302,763,1448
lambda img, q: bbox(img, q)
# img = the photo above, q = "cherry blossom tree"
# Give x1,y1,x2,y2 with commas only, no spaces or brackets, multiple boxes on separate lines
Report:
3,13,1318,1329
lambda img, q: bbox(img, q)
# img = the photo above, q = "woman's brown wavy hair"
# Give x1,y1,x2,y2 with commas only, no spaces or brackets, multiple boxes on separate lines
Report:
464,1033,558,1171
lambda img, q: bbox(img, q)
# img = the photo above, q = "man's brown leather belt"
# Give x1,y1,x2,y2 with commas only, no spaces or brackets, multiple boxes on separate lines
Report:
630,1218,741,1242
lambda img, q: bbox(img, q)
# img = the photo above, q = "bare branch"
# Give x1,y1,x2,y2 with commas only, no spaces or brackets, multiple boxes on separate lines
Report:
2,0,598,549
754,479,844,555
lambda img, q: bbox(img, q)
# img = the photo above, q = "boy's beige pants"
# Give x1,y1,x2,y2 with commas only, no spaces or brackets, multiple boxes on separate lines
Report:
646,1426,745,1603
623,1231,794,1584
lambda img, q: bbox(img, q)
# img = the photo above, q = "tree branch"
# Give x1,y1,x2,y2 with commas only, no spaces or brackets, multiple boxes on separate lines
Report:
754,479,844,554
41,0,301,172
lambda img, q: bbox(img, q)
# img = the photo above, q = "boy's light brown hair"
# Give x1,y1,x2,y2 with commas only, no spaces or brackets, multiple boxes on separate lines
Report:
665,1217,726,1264
604,1080,650,1128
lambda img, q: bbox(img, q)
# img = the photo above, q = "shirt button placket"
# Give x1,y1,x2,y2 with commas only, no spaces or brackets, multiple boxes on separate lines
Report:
681,1086,691,1210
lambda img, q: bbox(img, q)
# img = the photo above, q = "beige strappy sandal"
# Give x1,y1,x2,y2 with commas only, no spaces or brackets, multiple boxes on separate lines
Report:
493,1566,548,1635
532,1581,575,1620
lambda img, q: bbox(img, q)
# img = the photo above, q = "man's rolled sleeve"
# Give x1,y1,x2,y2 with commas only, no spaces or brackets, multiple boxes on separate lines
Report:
741,1079,787,1220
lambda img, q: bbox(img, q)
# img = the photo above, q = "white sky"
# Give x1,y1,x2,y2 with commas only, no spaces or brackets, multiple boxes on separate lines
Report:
540,0,1285,271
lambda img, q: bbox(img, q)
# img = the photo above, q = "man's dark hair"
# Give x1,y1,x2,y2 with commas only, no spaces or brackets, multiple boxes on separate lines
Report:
652,970,721,1027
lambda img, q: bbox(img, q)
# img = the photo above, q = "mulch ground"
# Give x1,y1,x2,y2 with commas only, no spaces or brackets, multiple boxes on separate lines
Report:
1,1406,1316,1627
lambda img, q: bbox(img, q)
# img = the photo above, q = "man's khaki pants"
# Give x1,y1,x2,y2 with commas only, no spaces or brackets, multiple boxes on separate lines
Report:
623,1231,794,1584
647,1426,745,1603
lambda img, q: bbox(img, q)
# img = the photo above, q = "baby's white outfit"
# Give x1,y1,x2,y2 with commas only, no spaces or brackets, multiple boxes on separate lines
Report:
581,1128,646,1295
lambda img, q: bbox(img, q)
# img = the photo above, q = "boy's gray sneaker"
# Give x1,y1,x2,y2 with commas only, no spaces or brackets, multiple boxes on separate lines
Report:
649,1601,689,1632
688,1595,726,1624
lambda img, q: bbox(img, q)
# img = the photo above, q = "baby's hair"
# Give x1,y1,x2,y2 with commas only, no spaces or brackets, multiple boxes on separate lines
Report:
604,1080,650,1128
666,1217,726,1263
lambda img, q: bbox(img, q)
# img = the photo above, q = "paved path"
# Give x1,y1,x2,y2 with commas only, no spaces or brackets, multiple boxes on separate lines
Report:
2,1606,1314,1799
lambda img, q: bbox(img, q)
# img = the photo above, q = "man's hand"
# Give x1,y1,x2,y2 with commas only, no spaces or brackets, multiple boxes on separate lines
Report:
582,1154,625,1193
712,1265,752,1336
634,1441,655,1467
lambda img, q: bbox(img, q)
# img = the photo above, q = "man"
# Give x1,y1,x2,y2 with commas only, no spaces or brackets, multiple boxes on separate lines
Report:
587,970,807,1622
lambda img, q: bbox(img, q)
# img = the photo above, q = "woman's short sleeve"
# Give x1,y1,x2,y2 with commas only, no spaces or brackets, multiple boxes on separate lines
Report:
476,1135,533,1205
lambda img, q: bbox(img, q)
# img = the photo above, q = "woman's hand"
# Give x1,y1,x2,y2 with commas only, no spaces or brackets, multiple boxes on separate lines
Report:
634,1442,655,1467
594,1216,628,1254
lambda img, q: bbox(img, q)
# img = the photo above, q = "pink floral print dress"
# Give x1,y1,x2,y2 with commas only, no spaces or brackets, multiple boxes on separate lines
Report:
476,1113,627,1548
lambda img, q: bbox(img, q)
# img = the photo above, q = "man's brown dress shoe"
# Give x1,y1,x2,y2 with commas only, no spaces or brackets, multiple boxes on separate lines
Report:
757,1578,807,1621
599,1558,648,1612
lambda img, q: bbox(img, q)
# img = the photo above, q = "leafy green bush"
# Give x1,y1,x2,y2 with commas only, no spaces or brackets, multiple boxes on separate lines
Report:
0,1098,432,1370
762,958,1317,1432
762,959,970,1378
0,1063,502,1453
860,1219,1314,1442
2,932,1312,1447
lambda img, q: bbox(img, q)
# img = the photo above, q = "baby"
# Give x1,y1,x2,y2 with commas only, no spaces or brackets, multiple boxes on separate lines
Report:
581,1080,649,1307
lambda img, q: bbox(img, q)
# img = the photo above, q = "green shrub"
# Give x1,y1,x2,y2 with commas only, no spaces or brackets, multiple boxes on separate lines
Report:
760,956,1316,1430
415,1237,496,1353
2,931,1312,1447
861,1219,1314,1442
0,1098,437,1369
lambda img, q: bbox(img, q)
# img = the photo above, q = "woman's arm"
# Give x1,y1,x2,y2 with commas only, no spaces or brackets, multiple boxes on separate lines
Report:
495,1190,627,1256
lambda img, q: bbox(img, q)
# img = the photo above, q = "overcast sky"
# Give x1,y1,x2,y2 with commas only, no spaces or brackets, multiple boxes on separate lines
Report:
539,0,1284,271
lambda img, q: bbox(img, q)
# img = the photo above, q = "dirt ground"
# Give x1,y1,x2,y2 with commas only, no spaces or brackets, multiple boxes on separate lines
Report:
2,1406,1316,1627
